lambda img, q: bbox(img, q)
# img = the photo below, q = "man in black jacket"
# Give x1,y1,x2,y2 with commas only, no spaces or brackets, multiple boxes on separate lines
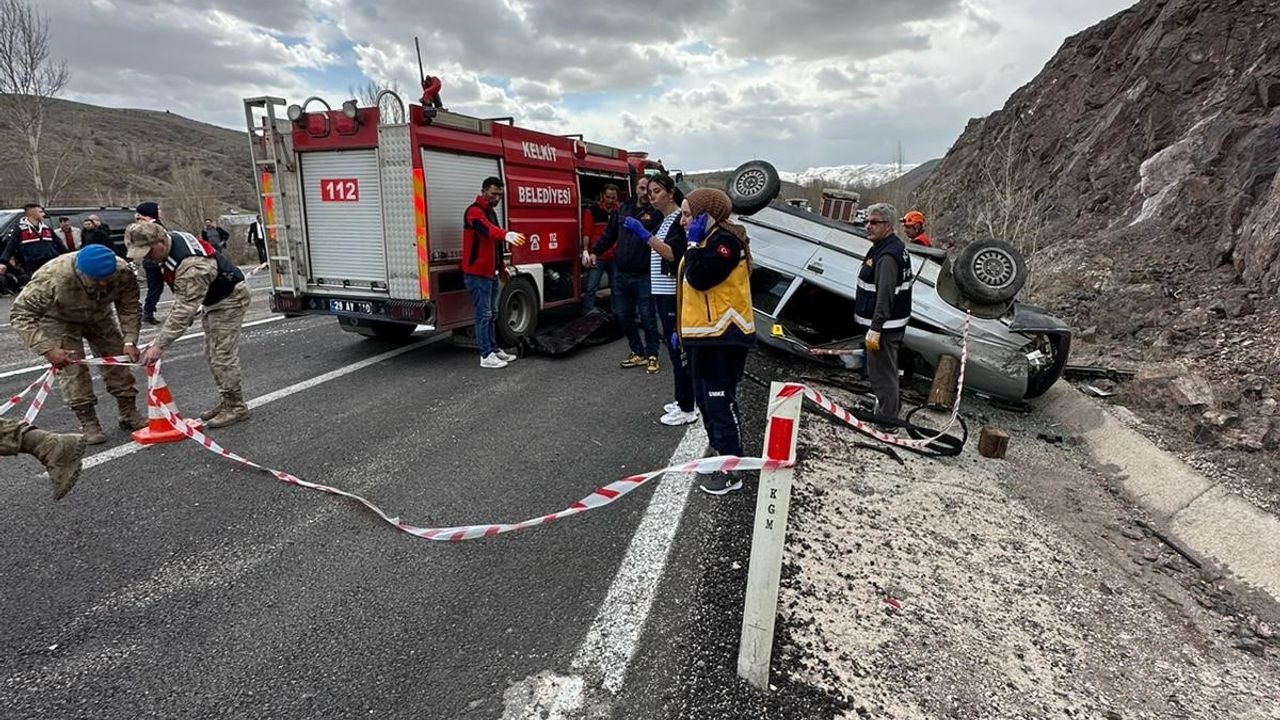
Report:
592,176,663,370
83,215,121,258
201,218,230,252
854,202,914,424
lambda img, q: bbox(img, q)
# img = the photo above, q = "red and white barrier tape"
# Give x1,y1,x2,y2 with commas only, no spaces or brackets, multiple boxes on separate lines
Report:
1,356,134,422
142,363,792,542
2,368,53,420
246,262,269,277
3,326,970,539
798,313,971,450
3,358,794,543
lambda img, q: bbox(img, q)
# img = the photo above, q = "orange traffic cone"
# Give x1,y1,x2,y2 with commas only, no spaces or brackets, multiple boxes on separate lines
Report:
132,370,202,445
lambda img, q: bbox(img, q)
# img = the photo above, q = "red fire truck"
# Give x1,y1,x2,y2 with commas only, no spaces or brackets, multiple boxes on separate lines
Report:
242,80,663,343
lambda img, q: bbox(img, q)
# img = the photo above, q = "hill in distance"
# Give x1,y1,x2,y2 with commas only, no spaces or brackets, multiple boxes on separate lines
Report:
0,95,254,213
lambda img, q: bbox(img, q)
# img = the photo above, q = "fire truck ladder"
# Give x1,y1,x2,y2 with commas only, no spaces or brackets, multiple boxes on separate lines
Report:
242,96,299,292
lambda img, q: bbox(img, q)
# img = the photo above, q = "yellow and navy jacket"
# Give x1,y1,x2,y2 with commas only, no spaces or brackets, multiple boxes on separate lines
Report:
677,226,755,348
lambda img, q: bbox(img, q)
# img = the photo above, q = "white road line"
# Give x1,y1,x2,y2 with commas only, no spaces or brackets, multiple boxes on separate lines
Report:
0,285,271,328
509,422,708,717
571,421,708,692
153,285,271,308
0,316,287,380
81,335,441,470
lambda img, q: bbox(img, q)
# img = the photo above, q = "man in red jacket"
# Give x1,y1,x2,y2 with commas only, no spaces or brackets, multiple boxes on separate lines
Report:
463,176,526,369
581,183,619,313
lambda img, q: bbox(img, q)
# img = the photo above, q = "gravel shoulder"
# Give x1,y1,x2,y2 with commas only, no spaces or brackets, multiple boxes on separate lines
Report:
625,351,1280,719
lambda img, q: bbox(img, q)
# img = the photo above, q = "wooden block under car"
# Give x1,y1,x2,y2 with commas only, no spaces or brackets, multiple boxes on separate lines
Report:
978,426,1010,459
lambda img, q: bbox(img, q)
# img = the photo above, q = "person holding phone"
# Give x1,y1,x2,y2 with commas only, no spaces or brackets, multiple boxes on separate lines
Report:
676,188,755,496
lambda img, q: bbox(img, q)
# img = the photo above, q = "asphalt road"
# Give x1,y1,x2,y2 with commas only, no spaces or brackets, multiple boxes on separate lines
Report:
0,277,724,719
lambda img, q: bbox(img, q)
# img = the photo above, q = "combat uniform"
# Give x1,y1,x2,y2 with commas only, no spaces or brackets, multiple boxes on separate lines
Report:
153,231,249,427
9,253,146,439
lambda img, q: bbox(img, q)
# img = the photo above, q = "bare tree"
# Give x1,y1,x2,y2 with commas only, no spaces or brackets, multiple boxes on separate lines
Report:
0,0,69,204
974,124,1043,295
164,164,219,233
349,78,405,124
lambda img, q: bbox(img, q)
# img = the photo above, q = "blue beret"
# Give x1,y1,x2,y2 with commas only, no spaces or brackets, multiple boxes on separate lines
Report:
75,245,119,279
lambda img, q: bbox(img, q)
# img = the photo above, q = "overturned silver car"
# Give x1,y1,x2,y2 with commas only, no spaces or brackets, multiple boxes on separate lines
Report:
713,161,1071,402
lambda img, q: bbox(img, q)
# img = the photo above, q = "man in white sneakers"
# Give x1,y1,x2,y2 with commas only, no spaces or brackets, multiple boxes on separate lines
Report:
461,176,525,368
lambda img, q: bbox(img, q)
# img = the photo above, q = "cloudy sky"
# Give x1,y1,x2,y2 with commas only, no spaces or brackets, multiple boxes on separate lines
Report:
46,0,1134,172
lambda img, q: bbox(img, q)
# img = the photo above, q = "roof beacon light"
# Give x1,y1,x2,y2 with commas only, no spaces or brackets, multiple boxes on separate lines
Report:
341,100,358,120
286,104,303,122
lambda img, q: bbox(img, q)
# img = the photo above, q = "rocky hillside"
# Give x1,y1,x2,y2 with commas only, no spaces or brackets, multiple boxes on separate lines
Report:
918,0,1280,500
0,96,255,212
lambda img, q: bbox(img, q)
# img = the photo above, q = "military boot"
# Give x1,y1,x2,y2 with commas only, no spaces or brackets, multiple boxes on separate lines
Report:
72,405,108,445
116,396,148,431
199,397,227,422
206,391,249,429
21,428,87,500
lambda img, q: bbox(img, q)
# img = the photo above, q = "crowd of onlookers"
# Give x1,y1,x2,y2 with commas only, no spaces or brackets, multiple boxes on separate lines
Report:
0,205,119,295
0,203,266,300
581,175,761,495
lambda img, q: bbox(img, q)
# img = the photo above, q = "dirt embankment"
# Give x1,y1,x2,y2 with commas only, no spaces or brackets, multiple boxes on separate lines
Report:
915,0,1280,506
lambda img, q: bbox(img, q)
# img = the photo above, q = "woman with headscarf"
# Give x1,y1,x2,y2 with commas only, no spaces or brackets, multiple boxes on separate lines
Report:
676,188,755,496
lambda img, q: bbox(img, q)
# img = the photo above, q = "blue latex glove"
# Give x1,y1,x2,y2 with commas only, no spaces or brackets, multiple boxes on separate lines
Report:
687,213,710,246
622,216,652,241
669,332,679,350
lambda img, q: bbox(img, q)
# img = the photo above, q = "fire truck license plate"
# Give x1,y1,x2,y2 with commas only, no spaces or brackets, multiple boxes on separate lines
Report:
329,299,374,314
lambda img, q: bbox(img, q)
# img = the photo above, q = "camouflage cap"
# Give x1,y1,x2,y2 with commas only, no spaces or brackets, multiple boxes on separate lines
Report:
124,221,168,261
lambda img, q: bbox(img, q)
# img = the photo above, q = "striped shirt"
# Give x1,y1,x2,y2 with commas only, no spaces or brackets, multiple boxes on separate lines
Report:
650,211,681,295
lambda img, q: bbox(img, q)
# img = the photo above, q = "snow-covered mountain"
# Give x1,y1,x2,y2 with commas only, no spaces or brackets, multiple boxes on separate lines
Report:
778,163,920,188
686,163,920,188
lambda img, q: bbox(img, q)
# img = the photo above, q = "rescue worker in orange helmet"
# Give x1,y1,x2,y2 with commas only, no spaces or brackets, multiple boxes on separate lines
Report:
901,210,932,247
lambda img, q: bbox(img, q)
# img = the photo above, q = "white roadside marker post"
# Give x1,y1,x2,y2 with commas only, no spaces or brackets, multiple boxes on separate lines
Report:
737,382,805,690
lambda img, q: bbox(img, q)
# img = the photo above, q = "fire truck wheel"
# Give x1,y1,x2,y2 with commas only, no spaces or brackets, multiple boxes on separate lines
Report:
498,277,540,347
336,315,416,341
725,160,781,216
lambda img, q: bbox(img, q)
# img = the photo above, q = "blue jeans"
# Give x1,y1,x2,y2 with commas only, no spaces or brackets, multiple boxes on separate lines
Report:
582,259,614,313
613,272,659,357
654,293,695,412
464,274,500,357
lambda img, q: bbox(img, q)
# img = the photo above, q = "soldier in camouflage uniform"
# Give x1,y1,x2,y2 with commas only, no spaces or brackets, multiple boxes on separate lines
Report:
9,245,148,444
1,419,86,500
125,220,251,428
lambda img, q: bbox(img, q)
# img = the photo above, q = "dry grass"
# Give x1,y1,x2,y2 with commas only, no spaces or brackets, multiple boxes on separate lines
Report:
0,95,255,220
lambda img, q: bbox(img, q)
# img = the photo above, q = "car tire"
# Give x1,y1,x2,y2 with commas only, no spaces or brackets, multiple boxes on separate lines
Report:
498,277,540,347
337,315,416,341
725,160,781,215
952,239,1027,305
1024,332,1071,399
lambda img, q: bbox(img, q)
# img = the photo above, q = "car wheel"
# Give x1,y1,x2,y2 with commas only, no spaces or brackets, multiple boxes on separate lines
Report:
725,160,781,215
498,277,540,347
1024,332,1071,399
336,315,416,341
952,239,1027,305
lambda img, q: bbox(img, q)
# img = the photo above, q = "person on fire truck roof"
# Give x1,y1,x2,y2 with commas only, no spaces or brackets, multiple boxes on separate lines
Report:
462,177,526,369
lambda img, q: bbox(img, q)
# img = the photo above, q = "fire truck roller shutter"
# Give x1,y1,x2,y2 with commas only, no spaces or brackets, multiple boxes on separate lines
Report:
301,150,388,288
421,149,504,261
